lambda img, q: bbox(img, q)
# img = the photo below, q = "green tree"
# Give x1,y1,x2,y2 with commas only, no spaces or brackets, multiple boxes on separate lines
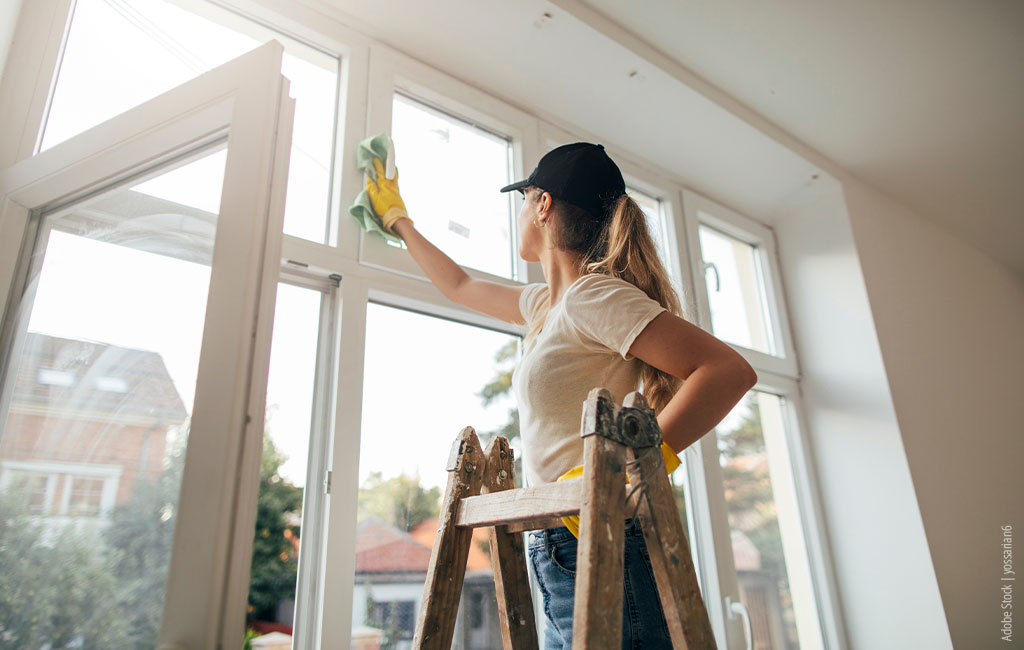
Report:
717,399,785,577
358,472,441,532
247,434,303,622
475,339,524,488
0,490,126,649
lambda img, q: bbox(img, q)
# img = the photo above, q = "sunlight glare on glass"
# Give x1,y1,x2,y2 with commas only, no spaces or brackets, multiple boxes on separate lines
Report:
391,93,514,279
41,0,339,242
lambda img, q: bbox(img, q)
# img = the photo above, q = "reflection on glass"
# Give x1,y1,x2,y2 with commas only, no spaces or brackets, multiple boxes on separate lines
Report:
391,93,515,279
244,283,322,643
716,392,823,650
0,150,224,647
354,303,520,648
698,224,775,354
41,0,338,243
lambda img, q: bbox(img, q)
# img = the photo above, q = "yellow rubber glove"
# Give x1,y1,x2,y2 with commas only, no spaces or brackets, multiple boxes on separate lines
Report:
364,158,414,235
555,441,682,539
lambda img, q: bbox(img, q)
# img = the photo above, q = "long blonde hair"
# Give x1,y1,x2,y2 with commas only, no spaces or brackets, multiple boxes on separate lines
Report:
524,189,684,414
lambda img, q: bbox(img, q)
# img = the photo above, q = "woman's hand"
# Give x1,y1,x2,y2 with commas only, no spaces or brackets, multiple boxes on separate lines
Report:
365,158,414,235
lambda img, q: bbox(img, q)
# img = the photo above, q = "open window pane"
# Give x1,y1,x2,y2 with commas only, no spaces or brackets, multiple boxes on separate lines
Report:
41,0,338,243
391,93,515,279
353,303,520,648
698,224,775,354
716,391,824,650
245,282,322,642
0,148,224,647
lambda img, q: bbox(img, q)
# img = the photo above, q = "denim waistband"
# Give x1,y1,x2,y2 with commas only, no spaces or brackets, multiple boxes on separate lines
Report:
527,517,644,549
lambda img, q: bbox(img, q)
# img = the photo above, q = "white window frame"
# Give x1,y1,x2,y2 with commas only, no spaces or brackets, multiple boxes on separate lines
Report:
361,44,542,285
682,187,799,378
0,41,294,650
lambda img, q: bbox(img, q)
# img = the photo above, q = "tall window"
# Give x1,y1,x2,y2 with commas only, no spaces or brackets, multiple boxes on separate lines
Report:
698,224,776,355
391,93,516,278
353,303,520,645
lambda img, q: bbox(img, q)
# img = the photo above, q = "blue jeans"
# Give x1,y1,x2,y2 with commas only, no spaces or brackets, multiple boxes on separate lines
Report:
527,518,673,649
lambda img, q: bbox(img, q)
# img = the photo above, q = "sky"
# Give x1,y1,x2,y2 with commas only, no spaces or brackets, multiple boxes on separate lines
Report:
9,0,761,495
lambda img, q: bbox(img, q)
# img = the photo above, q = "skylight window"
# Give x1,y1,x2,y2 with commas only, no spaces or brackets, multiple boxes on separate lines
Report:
37,368,75,387
95,376,129,393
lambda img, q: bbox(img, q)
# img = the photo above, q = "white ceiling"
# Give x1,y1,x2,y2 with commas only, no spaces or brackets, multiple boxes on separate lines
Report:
325,0,1024,279
568,0,1024,279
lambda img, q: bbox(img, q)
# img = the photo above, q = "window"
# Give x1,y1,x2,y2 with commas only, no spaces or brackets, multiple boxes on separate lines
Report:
5,471,55,514
391,93,516,278
698,224,775,355
37,368,75,387
40,0,339,243
352,302,520,644
714,390,824,650
368,599,416,640
245,281,324,629
66,476,106,516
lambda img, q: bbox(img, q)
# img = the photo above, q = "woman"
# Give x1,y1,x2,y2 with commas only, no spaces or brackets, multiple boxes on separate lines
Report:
366,141,756,649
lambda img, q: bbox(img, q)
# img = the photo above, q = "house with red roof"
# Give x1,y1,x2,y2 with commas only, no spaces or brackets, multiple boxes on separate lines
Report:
0,333,187,540
352,516,503,650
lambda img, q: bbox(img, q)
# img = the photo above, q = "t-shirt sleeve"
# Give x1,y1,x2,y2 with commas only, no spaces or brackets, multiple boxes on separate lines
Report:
564,275,667,360
518,282,549,327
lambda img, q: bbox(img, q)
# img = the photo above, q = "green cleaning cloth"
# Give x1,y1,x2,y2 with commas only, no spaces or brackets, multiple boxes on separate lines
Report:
349,132,402,244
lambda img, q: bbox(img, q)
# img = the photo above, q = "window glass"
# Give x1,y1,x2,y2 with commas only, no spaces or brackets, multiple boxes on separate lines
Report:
716,391,824,650
245,282,322,640
627,187,673,278
698,223,775,354
41,0,339,243
391,93,516,279
353,302,518,646
0,148,224,647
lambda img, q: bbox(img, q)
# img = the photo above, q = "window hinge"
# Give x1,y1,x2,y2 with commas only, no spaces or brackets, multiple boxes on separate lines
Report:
323,470,332,494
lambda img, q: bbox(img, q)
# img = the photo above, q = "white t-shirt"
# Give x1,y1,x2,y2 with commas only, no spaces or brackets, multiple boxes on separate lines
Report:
511,273,667,486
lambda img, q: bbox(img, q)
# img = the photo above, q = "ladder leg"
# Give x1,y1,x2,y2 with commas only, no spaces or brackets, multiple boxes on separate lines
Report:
626,444,718,650
572,428,627,649
482,437,539,650
412,426,487,650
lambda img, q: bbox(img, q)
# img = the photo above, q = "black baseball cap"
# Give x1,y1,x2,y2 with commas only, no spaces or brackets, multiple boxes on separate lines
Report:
500,142,626,218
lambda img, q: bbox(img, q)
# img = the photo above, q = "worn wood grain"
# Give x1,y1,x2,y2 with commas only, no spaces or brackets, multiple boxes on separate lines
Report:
572,404,627,649
482,437,539,650
626,443,718,650
412,426,486,650
456,477,582,527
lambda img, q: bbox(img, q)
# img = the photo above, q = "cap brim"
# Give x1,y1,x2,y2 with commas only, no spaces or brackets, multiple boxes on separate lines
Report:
499,179,530,193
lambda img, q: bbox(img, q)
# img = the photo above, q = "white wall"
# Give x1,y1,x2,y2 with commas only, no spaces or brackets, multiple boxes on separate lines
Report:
774,186,953,650
0,0,24,82
843,180,1024,650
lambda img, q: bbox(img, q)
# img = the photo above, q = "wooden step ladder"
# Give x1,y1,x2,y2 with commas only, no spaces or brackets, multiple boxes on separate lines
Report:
411,387,719,650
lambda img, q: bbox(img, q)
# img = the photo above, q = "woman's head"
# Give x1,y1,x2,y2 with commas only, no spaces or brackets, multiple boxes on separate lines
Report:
506,143,685,413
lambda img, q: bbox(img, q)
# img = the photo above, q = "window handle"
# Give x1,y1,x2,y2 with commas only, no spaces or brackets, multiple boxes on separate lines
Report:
725,595,753,650
704,261,721,292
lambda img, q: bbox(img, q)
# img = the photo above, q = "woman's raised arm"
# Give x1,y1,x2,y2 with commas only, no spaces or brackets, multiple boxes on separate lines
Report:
392,218,526,325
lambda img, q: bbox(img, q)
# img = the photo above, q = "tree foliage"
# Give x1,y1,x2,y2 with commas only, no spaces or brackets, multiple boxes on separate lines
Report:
357,472,440,532
0,427,303,647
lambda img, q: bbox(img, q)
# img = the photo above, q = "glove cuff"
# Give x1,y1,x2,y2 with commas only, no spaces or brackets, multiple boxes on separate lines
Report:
381,207,411,234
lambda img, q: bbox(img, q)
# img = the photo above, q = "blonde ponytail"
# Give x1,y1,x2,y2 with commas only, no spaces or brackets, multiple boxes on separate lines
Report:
582,194,683,414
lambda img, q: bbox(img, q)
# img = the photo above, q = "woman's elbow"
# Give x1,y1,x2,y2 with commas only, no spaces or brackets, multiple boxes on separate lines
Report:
727,356,758,393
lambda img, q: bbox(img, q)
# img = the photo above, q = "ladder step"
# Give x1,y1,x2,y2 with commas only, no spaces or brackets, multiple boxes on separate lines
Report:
455,477,582,527
455,476,647,530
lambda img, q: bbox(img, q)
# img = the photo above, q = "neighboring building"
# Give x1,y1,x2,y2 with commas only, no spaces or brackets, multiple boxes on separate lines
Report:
352,517,501,650
0,333,187,539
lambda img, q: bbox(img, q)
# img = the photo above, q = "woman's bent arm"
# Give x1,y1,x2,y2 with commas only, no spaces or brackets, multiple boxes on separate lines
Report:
628,311,758,453
392,218,525,325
